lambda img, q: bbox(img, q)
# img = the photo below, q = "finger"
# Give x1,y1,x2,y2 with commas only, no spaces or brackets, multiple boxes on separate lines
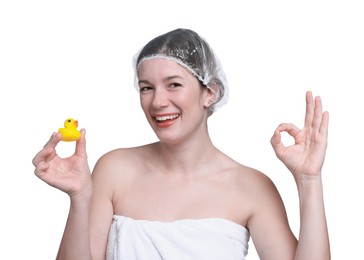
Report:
320,111,329,136
270,128,284,152
43,132,62,149
32,146,54,167
312,95,323,130
34,161,49,177
38,132,61,163
277,123,301,138
304,91,315,129
75,128,87,158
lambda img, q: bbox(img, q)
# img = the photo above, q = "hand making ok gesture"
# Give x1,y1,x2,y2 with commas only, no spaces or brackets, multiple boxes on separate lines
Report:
271,91,329,180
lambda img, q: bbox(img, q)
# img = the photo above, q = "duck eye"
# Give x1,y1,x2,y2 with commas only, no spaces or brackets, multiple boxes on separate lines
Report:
68,120,71,122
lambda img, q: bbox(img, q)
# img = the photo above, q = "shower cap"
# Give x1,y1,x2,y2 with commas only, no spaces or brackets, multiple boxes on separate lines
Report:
132,28,229,115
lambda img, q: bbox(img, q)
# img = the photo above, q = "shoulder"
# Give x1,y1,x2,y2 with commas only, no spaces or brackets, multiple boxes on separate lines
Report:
230,165,281,213
94,143,154,169
212,156,284,226
236,164,278,194
211,152,278,199
233,165,291,232
91,142,156,182
231,167,297,257
229,162,281,205
224,160,283,211
218,154,277,195
214,152,280,204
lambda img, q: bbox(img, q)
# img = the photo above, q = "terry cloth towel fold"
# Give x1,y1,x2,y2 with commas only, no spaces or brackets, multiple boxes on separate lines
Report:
107,215,249,260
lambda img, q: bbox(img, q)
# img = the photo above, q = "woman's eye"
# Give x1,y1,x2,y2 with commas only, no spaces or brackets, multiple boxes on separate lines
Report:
170,83,182,88
140,86,152,92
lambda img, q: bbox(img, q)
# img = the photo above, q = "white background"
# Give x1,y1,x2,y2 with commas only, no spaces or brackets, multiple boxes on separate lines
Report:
1,0,363,259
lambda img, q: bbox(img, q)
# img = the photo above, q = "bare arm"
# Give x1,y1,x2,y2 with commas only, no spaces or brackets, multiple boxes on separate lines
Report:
33,130,93,260
271,91,330,259
57,191,93,260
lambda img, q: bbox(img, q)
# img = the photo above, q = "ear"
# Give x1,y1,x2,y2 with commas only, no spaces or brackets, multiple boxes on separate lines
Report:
203,84,219,108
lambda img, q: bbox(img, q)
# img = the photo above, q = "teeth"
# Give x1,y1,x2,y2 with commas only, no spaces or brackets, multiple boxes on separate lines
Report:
156,114,179,121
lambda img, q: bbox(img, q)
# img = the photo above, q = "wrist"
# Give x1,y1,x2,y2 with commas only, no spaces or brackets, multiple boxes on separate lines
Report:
69,182,93,204
294,172,322,185
295,174,324,197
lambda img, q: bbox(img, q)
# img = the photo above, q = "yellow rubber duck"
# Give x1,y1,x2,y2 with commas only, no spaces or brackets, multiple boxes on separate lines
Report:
58,118,81,142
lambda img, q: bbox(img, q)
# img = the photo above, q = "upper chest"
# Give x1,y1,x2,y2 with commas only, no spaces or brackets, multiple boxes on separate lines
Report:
112,170,252,226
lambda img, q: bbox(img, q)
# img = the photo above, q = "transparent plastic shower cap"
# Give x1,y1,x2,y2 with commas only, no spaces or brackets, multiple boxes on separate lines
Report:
132,28,229,114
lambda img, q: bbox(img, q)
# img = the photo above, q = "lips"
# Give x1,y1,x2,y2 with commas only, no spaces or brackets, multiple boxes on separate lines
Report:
154,113,180,128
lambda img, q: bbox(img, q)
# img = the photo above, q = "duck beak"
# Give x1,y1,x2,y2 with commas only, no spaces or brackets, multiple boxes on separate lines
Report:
75,120,78,127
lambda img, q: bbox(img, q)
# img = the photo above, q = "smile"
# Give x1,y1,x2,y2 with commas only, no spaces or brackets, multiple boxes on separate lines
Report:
155,114,180,122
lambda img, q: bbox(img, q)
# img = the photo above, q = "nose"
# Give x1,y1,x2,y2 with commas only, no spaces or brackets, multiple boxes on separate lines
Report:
152,87,169,108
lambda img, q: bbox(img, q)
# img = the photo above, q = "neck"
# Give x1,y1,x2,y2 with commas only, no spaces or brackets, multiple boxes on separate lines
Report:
154,134,217,176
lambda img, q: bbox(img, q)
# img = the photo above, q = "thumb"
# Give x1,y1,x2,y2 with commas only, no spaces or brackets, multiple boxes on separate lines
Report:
270,128,287,160
271,128,283,150
75,128,87,158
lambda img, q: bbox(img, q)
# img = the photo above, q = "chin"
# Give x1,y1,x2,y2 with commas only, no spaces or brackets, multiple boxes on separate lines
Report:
155,132,183,145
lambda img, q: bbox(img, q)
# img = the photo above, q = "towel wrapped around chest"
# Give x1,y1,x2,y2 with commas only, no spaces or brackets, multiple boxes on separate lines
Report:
107,215,249,260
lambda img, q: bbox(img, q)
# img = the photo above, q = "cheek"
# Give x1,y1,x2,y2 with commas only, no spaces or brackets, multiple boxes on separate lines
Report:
181,88,205,107
140,96,150,113
179,95,199,111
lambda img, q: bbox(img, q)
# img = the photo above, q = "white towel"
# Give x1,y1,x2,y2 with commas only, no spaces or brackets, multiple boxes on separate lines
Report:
107,215,249,260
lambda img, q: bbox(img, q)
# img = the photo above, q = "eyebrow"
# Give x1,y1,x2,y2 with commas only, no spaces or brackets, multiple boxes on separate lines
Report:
138,79,151,85
138,75,184,85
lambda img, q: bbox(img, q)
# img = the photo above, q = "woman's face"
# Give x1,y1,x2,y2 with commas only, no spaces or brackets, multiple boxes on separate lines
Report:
137,58,212,143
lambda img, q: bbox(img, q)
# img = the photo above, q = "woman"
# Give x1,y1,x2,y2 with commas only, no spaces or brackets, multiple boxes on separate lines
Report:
32,28,330,259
